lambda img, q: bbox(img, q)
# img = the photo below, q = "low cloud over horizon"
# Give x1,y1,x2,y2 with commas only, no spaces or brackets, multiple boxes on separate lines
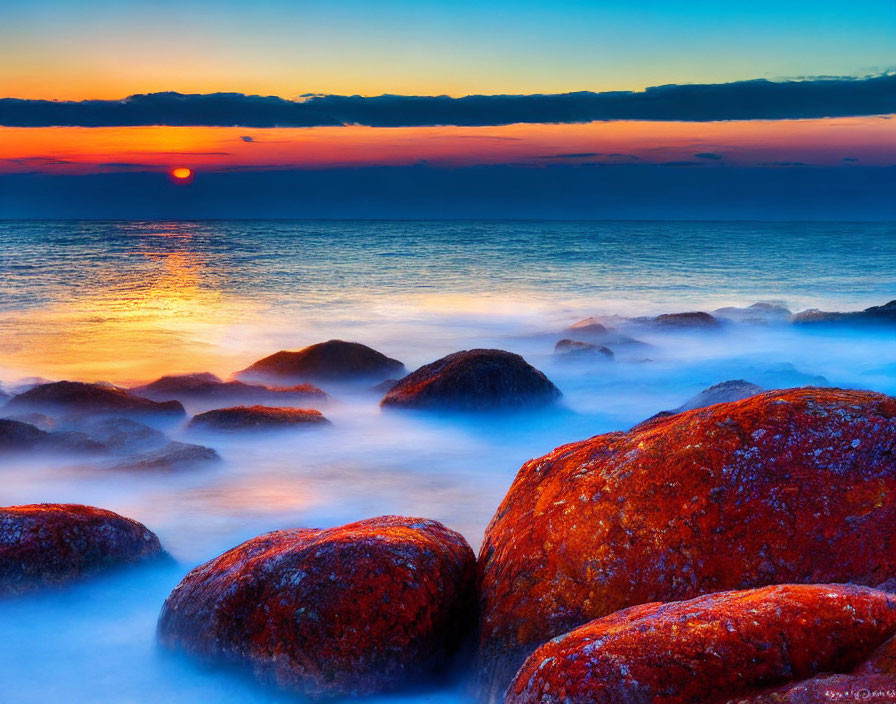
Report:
1,75,894,128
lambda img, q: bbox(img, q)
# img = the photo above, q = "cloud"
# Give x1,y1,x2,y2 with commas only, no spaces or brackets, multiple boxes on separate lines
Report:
695,152,723,160
758,161,810,167
2,75,894,128
537,152,601,159
240,135,255,142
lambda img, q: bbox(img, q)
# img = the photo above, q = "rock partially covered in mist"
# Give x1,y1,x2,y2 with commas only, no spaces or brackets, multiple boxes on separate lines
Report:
553,339,614,360
639,310,722,329
714,300,792,324
129,372,327,405
0,418,107,455
158,516,476,698
111,441,220,471
505,584,896,704
562,318,650,351
0,504,164,596
61,416,168,453
189,405,330,432
565,317,608,337
636,379,765,427
237,340,405,383
477,388,896,699
381,349,561,411
793,299,896,326
4,381,185,420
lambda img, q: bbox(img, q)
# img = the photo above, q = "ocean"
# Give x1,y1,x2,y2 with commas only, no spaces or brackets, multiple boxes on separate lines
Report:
1,219,895,703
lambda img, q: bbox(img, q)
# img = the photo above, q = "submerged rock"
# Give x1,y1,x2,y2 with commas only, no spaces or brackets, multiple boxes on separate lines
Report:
640,310,722,329
0,418,106,455
793,299,896,326
0,504,164,596
553,339,614,360
714,301,792,324
237,340,404,383
637,379,765,427
111,441,220,471
4,381,185,419
158,516,476,698
477,388,896,698
506,584,896,704
189,405,330,431
130,372,327,405
60,416,168,453
381,349,561,411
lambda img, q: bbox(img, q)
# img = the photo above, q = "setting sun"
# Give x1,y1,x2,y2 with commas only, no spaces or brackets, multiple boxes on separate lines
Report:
171,167,192,179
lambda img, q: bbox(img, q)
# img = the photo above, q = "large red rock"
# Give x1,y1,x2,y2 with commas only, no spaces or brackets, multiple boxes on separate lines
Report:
0,504,164,596
237,340,405,383
188,405,330,431
4,381,185,419
478,388,896,699
381,349,561,411
506,584,896,704
158,516,476,697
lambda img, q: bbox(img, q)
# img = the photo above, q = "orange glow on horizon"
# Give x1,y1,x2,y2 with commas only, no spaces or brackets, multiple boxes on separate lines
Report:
171,167,192,179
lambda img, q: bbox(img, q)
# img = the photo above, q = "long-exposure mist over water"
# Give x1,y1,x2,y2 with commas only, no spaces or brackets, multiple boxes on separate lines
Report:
2,219,896,703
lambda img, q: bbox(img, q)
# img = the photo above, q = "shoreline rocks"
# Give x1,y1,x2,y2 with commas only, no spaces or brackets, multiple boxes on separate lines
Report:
237,340,404,383
381,349,561,411
3,381,185,420
477,387,896,699
793,299,896,326
129,372,327,405
157,516,476,698
0,504,164,596
188,405,330,431
506,584,896,704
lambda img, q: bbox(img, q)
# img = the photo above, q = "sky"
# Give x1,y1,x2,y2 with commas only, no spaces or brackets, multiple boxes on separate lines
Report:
0,0,894,219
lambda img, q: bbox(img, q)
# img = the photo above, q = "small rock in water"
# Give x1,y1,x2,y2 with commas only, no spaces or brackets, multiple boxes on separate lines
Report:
111,441,220,471
188,405,330,431
641,310,722,328
554,339,614,359
0,504,165,596
157,516,476,698
793,299,896,326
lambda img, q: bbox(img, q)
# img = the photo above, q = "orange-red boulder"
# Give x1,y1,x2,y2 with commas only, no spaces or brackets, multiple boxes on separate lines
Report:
237,340,404,383
0,504,164,596
381,349,561,411
478,388,896,698
5,381,185,419
157,516,476,698
188,405,330,431
506,584,896,704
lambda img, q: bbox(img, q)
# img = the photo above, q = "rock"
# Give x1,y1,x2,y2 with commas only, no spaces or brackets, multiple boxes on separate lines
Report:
129,372,327,405
371,378,400,394
714,301,792,324
0,388,9,405
642,310,722,328
60,416,168,452
4,381,185,420
506,584,896,704
189,405,330,432
856,634,896,674
237,340,404,383
157,516,476,698
565,317,607,336
561,319,650,351
0,504,164,596
793,299,896,326
111,441,220,471
636,379,765,428
741,673,896,703
381,349,561,411
3,412,54,430
477,388,896,698
0,418,107,455
554,339,614,360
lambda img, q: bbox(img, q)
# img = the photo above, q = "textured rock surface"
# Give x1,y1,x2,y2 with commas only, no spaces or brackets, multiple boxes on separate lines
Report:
130,372,327,404
188,405,330,431
381,349,561,411
478,388,896,698
643,310,722,328
737,673,896,703
158,516,476,698
506,584,896,704
554,339,614,360
4,381,185,419
237,340,404,383
0,504,164,595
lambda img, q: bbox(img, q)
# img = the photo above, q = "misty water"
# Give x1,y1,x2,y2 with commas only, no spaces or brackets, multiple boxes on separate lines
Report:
1,220,895,703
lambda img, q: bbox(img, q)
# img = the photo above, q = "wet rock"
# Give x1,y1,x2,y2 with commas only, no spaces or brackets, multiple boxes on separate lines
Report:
554,339,614,360
640,310,723,328
189,405,330,432
158,516,476,698
111,441,219,471
381,349,561,412
714,301,792,324
565,317,608,336
61,416,168,452
4,381,185,420
793,299,896,326
371,378,400,394
636,379,765,428
0,418,106,455
130,372,327,405
237,340,404,383
478,388,896,698
0,504,164,596
562,319,650,350
506,584,896,704
741,673,896,703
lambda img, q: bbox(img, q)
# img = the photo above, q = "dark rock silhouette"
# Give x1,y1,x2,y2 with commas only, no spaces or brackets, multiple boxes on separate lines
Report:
237,340,404,383
4,381,185,419
0,418,107,454
635,379,765,428
554,339,614,359
158,516,476,698
381,349,561,411
714,301,792,324
0,504,164,596
793,299,896,325
130,372,327,405
111,441,220,471
639,310,722,328
189,405,330,431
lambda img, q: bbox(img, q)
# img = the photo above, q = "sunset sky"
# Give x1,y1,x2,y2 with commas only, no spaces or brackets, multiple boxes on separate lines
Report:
1,0,894,218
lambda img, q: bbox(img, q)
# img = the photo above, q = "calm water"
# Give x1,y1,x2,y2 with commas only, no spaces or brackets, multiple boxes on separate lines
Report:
1,219,895,703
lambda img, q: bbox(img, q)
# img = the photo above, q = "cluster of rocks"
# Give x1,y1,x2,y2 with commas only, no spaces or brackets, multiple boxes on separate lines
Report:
4,386,896,702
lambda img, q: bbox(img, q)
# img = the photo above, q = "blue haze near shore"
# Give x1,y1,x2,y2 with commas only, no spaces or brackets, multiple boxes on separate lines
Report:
1,219,895,703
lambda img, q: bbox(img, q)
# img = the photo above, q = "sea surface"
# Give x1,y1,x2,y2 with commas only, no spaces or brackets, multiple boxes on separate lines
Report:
1,219,895,703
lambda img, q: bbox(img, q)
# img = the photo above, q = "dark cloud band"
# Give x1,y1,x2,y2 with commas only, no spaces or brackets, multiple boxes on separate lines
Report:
1,75,894,128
